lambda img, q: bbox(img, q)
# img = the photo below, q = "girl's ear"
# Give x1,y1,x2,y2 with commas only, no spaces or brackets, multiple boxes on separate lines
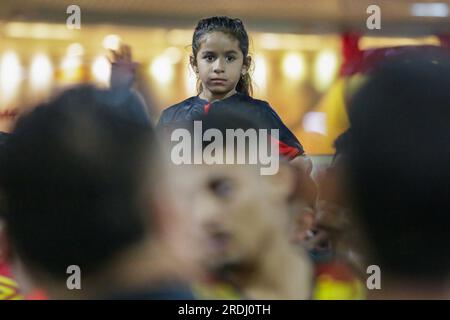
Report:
242,56,252,75
190,55,198,74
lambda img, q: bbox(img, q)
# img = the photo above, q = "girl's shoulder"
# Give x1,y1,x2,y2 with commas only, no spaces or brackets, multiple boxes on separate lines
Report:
232,94,280,119
158,96,204,126
233,93,270,107
162,96,201,114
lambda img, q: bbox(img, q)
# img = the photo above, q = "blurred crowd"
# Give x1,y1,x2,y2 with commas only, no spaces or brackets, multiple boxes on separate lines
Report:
0,18,449,300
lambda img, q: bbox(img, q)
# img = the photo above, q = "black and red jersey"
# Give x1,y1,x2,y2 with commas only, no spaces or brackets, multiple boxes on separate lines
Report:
157,93,304,159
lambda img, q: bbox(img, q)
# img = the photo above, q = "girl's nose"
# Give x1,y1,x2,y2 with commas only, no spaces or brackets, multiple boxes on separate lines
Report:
213,58,225,73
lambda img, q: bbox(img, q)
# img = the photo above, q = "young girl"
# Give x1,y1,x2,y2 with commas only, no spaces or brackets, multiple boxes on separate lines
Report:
157,16,305,159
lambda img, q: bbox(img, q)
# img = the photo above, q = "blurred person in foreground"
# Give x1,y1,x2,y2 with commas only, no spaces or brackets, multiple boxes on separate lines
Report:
346,52,450,299
165,109,313,299
311,129,366,300
0,132,23,300
0,86,196,299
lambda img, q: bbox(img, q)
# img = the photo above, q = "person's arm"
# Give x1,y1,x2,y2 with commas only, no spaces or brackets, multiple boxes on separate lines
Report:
262,103,305,159
107,44,151,124
125,90,151,125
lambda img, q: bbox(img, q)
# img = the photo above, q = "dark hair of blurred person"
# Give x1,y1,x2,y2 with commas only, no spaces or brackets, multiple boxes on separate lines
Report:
0,85,196,299
347,52,450,299
0,131,25,300
0,132,9,145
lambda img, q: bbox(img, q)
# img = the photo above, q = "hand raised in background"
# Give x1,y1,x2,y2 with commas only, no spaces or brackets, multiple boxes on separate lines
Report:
109,44,138,90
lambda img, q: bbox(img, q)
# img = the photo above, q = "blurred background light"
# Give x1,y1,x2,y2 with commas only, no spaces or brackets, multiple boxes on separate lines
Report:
150,55,173,84
253,55,267,93
166,29,192,46
4,22,74,40
303,111,327,135
102,34,122,51
314,50,338,92
0,51,22,104
411,3,449,17
67,43,85,57
30,53,54,92
61,43,84,81
164,47,183,65
359,36,440,50
259,34,282,50
282,52,307,81
91,56,111,86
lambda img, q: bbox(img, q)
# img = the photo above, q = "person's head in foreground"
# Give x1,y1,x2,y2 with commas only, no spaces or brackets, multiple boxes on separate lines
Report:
169,109,313,299
346,52,450,299
0,86,196,299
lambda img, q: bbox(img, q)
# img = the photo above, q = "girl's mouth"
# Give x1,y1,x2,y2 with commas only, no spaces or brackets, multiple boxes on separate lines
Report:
210,79,227,85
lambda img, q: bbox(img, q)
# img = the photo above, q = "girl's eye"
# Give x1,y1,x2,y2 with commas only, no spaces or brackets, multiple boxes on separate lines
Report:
226,56,236,62
204,55,215,62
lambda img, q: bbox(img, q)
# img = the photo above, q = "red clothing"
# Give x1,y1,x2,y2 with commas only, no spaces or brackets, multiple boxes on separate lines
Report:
0,263,22,300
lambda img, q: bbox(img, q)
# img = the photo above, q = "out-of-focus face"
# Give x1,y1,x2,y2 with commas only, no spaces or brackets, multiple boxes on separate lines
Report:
172,162,286,271
193,32,247,101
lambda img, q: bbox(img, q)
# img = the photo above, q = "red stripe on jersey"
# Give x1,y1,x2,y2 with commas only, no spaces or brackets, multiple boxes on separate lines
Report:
203,103,211,114
271,136,301,160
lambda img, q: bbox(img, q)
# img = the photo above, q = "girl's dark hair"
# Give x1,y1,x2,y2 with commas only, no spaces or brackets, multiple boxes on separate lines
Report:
192,16,253,96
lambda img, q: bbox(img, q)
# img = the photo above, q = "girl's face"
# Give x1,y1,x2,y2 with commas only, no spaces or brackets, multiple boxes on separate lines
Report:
193,31,248,101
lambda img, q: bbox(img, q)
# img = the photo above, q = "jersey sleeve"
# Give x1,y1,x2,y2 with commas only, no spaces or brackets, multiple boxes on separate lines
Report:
261,104,305,159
